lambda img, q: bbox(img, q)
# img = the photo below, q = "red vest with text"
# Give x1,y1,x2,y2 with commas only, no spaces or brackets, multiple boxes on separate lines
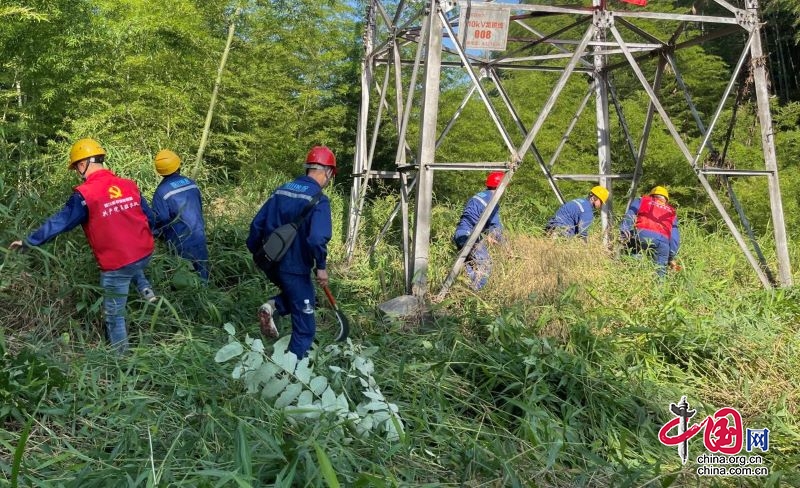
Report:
75,169,154,271
635,195,676,239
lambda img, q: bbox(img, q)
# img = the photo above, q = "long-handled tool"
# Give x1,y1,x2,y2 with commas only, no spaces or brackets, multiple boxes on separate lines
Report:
322,284,349,342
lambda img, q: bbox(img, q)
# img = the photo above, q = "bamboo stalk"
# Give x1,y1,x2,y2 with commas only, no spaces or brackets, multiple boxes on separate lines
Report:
192,7,241,179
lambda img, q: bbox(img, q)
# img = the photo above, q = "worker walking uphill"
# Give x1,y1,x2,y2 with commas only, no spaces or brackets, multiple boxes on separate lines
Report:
452,171,506,291
247,146,334,359
152,149,209,282
620,186,680,277
545,185,608,239
9,138,157,354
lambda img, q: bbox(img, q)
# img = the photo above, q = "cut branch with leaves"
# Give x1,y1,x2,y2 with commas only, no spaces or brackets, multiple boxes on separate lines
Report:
215,323,404,442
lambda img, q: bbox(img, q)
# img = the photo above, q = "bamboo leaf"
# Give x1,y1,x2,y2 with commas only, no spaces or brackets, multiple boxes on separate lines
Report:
295,357,312,383
309,376,328,396
272,336,291,355
241,351,264,371
249,363,280,392
362,391,384,401
232,364,245,380
215,342,244,363
336,393,349,412
321,387,337,408
262,376,290,400
297,390,313,406
273,350,298,372
313,441,341,488
251,338,265,354
275,383,303,409
234,422,252,478
11,415,34,488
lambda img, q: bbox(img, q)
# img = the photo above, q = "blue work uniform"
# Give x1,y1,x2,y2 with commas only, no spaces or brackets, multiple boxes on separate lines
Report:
247,175,332,358
545,197,594,239
452,189,504,290
620,197,680,276
152,172,209,281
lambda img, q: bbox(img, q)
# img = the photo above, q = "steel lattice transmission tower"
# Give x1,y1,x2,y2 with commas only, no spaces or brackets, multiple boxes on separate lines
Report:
345,0,792,299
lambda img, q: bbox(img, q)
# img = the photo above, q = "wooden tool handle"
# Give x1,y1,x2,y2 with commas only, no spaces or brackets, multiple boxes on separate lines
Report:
322,284,337,308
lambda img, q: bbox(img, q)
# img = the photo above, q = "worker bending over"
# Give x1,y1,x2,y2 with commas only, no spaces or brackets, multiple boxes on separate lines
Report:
620,185,680,277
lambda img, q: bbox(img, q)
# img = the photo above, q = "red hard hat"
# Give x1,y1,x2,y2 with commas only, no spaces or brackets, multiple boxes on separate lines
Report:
306,146,337,175
486,171,504,189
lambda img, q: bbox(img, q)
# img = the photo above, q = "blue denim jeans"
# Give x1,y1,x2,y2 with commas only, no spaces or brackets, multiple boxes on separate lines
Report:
99,255,153,353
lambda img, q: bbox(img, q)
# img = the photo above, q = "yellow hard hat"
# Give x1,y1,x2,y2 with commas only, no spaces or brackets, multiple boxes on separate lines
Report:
154,149,181,175
68,138,106,168
590,185,609,204
650,186,669,200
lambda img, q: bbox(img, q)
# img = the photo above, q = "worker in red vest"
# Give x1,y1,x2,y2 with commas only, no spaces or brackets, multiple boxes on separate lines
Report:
620,186,680,276
10,138,157,353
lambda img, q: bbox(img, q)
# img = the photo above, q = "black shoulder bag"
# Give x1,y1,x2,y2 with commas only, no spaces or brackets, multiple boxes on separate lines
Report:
254,192,322,272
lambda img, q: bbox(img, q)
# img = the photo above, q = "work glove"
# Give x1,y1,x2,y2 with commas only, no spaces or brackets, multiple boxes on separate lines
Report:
669,260,682,272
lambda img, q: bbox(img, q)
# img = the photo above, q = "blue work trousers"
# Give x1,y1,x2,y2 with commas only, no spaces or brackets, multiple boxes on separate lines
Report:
634,230,670,277
99,255,153,354
264,267,317,359
169,240,209,282
454,236,493,290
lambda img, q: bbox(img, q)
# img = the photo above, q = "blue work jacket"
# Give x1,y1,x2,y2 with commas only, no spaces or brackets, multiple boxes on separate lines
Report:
546,197,594,238
152,173,208,257
453,189,503,243
247,175,332,274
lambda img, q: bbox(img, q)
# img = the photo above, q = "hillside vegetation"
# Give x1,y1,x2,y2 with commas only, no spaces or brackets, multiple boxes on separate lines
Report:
1,153,799,486
3,0,800,486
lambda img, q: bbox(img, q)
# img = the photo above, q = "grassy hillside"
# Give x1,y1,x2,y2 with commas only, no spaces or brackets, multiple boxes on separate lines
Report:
1,154,799,487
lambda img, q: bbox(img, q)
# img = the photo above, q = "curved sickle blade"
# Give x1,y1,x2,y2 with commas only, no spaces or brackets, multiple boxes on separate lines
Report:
333,310,349,342
323,284,350,342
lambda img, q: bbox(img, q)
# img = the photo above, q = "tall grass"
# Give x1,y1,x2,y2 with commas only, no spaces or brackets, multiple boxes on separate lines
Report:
1,149,799,486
